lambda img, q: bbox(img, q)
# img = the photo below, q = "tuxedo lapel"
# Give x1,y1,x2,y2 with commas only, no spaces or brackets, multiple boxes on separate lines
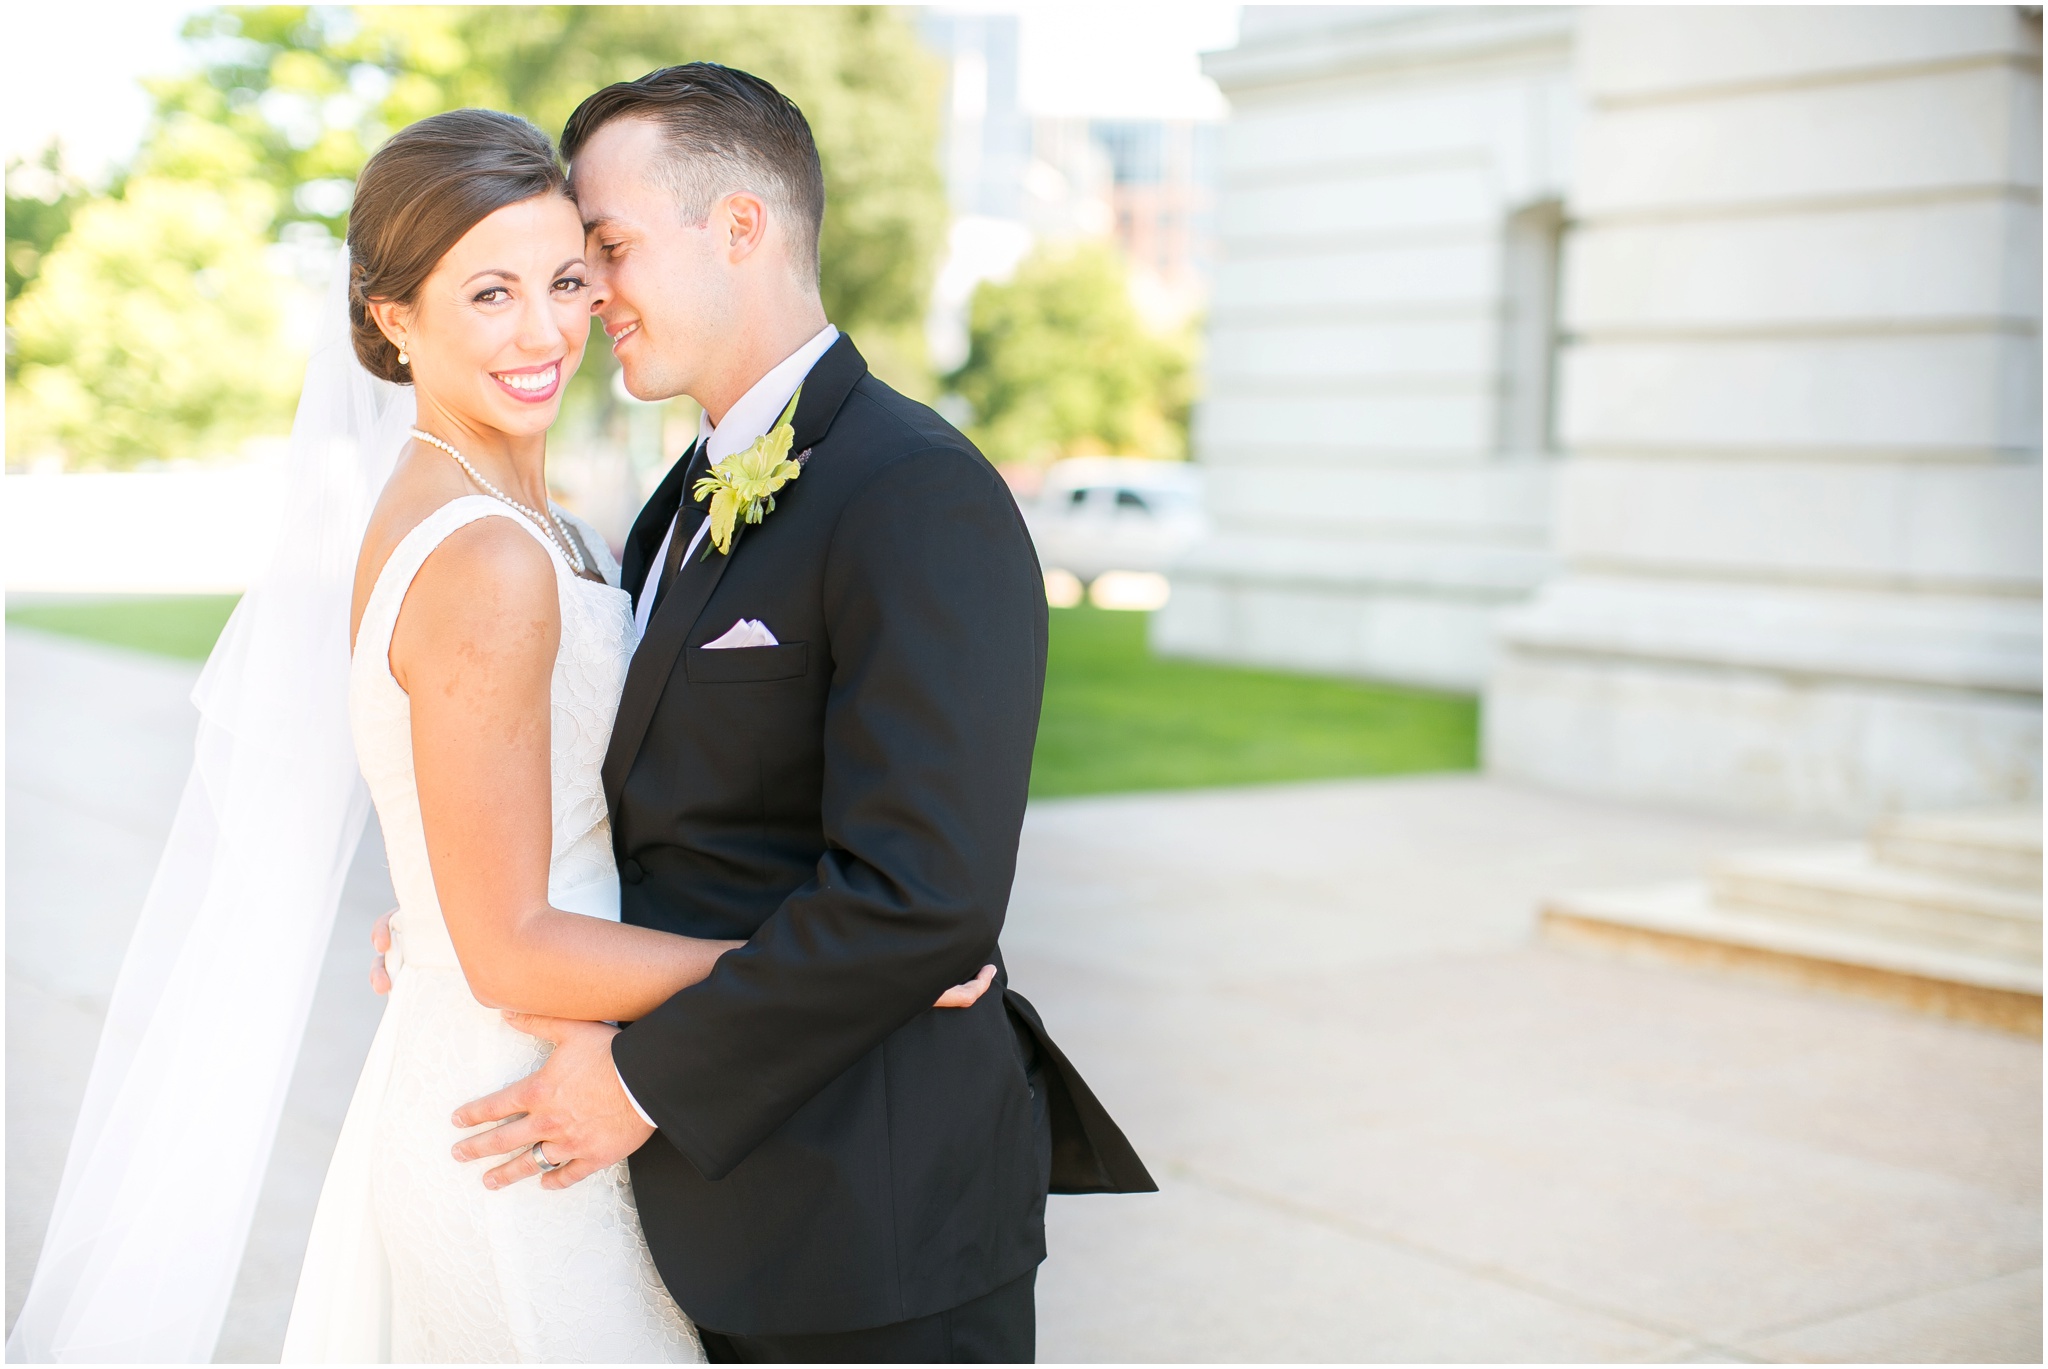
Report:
783,333,869,457
621,441,702,605
602,336,871,818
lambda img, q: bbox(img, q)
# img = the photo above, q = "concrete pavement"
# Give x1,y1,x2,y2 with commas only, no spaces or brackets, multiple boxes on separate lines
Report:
1007,781,2040,1360
7,624,2039,1361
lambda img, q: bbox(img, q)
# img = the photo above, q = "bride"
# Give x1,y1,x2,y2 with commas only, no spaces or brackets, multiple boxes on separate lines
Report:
9,109,987,1363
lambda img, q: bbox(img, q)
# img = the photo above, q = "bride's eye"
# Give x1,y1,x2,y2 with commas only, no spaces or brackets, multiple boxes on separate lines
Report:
553,275,588,295
472,286,509,305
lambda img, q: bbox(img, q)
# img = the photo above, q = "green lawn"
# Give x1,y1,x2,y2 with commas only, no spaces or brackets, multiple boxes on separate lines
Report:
6,595,1481,797
6,595,242,661
1031,606,1478,798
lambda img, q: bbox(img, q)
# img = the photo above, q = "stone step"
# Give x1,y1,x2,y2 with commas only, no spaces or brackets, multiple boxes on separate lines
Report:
1543,882,2042,1035
1710,844,2041,963
1871,807,2042,891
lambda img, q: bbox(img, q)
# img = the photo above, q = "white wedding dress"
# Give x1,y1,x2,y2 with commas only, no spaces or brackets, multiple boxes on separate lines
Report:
283,495,702,1363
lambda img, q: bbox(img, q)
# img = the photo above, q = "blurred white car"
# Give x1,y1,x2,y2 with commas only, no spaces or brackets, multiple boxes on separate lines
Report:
1020,458,1208,589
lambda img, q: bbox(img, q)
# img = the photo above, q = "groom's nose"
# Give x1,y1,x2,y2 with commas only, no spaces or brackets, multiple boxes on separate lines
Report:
584,271,612,316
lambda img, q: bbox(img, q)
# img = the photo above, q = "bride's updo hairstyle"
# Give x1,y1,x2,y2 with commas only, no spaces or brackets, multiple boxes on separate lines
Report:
346,109,567,383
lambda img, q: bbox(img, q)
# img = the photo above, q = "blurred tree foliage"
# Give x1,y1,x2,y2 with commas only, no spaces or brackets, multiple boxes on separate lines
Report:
9,176,299,466
5,148,90,306
945,242,1196,467
7,5,945,469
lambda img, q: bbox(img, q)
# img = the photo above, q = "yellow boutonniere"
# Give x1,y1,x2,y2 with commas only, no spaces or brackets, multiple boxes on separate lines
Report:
692,387,803,557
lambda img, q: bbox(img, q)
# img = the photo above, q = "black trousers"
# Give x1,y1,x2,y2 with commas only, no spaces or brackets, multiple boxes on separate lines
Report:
699,1017,1051,1363
697,1266,1037,1364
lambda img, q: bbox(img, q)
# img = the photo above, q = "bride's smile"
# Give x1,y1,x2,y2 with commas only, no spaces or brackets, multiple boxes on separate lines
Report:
491,361,561,402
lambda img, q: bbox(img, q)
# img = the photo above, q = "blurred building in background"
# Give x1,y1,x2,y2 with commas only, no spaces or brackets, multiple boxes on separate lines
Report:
921,10,1223,368
1158,5,2043,823
921,10,1034,224
1090,118,1221,323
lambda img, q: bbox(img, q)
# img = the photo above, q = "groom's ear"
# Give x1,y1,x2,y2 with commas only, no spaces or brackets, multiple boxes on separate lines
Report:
717,191,770,263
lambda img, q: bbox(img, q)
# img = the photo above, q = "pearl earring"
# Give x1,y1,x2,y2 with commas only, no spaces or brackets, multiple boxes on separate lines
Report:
398,344,410,366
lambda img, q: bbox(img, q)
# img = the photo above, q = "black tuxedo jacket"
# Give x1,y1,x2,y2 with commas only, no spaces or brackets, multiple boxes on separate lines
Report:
605,336,1153,1338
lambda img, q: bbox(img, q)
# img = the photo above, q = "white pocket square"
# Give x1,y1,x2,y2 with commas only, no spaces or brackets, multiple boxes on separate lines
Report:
703,618,780,649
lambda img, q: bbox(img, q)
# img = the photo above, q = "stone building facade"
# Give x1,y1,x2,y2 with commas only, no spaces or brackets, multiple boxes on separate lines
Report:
1156,5,2043,822
1155,7,1577,691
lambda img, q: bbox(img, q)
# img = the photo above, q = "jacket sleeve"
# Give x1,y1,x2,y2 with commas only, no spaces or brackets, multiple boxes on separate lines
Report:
611,444,1048,1180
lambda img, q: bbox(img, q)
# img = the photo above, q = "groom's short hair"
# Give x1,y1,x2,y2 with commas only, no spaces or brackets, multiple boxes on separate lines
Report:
562,63,825,287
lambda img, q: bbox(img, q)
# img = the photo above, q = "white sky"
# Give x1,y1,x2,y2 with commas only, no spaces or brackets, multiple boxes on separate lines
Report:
5,2,193,179
5,2,1244,182
951,1,1243,120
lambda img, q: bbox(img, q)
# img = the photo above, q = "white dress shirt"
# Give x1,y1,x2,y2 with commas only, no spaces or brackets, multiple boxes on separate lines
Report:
616,322,838,1129
633,323,840,637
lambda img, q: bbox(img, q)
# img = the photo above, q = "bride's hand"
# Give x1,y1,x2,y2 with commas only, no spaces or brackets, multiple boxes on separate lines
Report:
369,909,396,995
935,964,997,1009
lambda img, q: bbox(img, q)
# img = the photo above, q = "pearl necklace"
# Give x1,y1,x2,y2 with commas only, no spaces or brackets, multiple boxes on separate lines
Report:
409,427,587,575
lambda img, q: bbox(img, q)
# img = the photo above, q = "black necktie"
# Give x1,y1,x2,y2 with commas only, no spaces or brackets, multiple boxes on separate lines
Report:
649,442,708,618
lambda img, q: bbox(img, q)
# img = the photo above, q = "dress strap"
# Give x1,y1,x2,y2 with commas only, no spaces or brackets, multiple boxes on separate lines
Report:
353,496,564,676
552,503,622,587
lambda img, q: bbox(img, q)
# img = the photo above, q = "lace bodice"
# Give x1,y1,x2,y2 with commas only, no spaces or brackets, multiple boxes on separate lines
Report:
349,495,637,966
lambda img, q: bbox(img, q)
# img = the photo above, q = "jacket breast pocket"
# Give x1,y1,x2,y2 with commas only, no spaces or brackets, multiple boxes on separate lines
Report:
684,641,809,684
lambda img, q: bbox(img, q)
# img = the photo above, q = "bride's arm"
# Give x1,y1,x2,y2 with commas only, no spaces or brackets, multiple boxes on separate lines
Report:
397,519,738,1022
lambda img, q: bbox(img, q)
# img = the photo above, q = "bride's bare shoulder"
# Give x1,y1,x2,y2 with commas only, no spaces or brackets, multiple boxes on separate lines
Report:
348,446,554,652
392,511,558,674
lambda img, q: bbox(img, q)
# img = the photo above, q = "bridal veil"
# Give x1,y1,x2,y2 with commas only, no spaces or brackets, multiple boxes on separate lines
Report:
8,262,414,1361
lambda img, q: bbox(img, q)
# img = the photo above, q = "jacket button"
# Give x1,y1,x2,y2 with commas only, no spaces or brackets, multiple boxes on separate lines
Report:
620,859,644,884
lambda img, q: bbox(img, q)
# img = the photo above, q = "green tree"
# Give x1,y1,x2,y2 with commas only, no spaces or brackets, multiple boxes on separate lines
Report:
7,175,299,468
945,242,1196,468
6,147,91,307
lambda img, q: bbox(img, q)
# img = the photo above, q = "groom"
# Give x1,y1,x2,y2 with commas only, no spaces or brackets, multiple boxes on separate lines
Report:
445,63,1153,1361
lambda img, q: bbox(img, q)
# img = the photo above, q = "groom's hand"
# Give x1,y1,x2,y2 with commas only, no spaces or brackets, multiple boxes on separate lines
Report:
449,969,994,1188
450,1013,655,1191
